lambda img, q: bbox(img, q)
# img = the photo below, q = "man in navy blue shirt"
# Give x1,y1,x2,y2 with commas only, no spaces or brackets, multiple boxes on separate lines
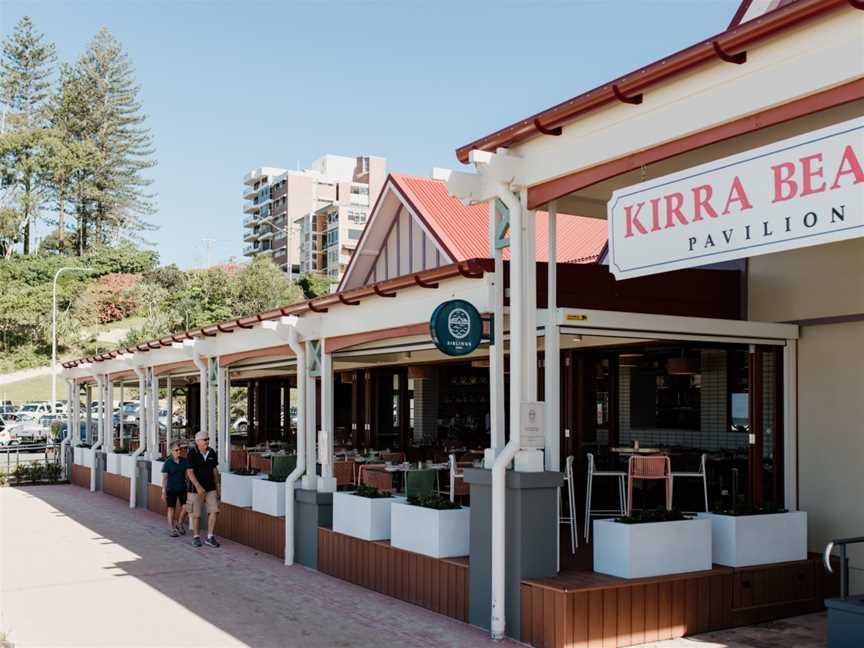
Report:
161,441,189,537
186,430,221,548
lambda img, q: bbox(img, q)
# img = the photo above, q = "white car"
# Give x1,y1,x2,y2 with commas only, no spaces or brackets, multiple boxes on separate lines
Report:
15,402,52,420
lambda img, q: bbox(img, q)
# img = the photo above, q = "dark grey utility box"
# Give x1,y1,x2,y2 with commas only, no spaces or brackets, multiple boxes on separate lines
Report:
827,595,864,648
94,451,106,491
134,459,150,508
294,488,333,569
464,467,563,640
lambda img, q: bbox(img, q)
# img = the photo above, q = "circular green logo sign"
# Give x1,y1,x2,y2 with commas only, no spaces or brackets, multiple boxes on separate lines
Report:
430,300,483,356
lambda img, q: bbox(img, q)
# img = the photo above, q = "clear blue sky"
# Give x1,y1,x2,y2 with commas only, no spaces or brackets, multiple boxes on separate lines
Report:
3,0,740,268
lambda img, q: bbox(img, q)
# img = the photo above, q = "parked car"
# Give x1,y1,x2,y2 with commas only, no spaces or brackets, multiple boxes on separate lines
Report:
1,414,59,444
15,401,52,420
57,420,88,443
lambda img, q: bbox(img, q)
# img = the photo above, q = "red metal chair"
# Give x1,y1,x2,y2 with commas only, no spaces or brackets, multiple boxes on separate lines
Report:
627,455,673,515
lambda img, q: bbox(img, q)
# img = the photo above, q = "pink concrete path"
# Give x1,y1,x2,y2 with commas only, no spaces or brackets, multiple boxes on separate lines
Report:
0,485,519,648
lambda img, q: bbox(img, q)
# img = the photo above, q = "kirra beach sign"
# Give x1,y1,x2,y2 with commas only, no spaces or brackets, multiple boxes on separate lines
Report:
607,116,864,279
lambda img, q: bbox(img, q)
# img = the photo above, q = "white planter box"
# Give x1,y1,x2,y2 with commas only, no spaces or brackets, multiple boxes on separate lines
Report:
221,472,265,507
120,454,138,478
73,447,83,465
390,502,470,558
698,511,807,567
593,518,712,579
252,478,286,517
333,492,404,541
79,447,94,468
106,453,124,474
151,460,165,486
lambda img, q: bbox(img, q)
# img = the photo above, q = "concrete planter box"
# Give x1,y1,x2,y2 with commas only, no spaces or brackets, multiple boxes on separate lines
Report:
593,518,712,579
106,452,124,474
73,447,83,465
698,511,807,567
120,454,138,478
252,478,286,517
390,502,470,558
333,491,404,541
221,472,264,507
78,447,94,468
151,460,165,486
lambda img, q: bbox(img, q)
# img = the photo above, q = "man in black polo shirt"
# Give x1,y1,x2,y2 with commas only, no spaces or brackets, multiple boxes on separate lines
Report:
186,430,221,548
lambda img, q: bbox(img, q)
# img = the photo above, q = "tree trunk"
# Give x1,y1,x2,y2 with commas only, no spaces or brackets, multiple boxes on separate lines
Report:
58,190,66,253
22,218,30,255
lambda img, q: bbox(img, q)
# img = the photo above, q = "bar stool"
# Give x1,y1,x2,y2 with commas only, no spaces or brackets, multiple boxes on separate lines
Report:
627,455,673,515
671,453,708,512
560,455,578,553
584,452,627,542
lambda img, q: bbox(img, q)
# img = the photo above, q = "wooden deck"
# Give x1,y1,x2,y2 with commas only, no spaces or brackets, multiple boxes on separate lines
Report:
520,555,837,648
317,528,470,622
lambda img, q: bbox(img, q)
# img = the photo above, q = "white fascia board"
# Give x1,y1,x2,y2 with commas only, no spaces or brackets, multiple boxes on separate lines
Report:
317,277,491,340
556,307,799,341
512,9,864,190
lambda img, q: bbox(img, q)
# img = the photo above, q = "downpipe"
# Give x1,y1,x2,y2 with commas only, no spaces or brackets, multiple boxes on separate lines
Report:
283,322,306,566
90,375,106,491
191,351,208,435
128,367,147,508
490,186,523,640
60,378,75,471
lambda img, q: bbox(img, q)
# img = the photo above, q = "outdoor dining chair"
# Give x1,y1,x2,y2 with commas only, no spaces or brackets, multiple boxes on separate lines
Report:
360,464,394,493
381,452,406,464
332,460,354,488
560,455,579,553
627,454,673,515
405,469,437,499
441,453,471,502
671,453,709,512
584,452,627,542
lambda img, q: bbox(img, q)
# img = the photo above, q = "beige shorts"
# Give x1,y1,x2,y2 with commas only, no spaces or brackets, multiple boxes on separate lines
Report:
187,490,219,517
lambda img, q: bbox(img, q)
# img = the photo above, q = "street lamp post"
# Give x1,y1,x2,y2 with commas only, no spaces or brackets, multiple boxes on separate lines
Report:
52,267,94,414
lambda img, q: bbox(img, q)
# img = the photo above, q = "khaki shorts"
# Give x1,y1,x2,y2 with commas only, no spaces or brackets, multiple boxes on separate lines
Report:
187,490,219,517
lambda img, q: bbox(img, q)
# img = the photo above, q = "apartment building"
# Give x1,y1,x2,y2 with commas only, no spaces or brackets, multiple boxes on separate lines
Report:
242,155,385,282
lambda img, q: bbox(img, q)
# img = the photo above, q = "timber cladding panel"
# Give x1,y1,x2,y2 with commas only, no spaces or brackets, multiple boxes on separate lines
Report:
103,472,130,501
317,528,469,622
520,556,834,648
71,464,90,489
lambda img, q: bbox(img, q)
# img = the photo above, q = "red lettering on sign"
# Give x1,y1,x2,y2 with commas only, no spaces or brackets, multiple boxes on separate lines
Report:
830,145,864,190
799,153,827,197
691,184,718,222
664,192,687,228
771,162,798,203
722,176,752,215
624,202,647,238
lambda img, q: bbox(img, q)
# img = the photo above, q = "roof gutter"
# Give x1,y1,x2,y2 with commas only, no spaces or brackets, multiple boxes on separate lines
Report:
455,0,847,163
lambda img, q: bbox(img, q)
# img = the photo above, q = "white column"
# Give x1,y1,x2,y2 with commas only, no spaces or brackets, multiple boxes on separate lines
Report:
166,374,173,451
545,201,560,472
783,339,798,511
85,385,92,444
104,377,114,450
118,382,125,449
487,200,506,463
207,358,217,453
302,341,317,490
71,380,80,447
137,370,147,457
219,367,231,473
149,370,159,459
523,195,538,403
318,350,336,492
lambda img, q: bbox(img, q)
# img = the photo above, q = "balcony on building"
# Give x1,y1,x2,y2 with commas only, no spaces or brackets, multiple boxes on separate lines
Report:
243,229,258,243
243,201,261,214
242,214,259,228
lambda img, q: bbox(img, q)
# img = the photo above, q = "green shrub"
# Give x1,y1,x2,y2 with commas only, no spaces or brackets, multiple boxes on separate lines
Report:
46,463,62,483
615,508,689,524
27,464,45,484
711,502,787,516
230,468,259,476
407,493,461,510
267,474,287,483
353,483,391,499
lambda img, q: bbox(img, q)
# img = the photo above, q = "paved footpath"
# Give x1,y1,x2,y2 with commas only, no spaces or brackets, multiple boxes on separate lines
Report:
0,485,518,648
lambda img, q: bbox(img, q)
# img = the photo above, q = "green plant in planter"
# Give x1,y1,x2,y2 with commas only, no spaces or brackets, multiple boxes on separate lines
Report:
267,474,287,483
615,508,690,524
711,502,788,516
407,493,461,510
78,442,91,449
269,454,296,481
231,468,260,476
353,483,391,499
12,464,27,484
46,463,62,483
27,464,46,484
0,470,7,486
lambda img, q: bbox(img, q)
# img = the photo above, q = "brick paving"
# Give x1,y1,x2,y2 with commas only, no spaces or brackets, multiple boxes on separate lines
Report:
0,485,517,648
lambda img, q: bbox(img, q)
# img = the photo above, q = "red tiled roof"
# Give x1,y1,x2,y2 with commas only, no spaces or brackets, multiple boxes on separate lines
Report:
391,174,607,264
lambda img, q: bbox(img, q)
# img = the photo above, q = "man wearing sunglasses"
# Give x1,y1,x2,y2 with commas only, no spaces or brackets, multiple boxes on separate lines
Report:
186,430,221,548
161,440,189,537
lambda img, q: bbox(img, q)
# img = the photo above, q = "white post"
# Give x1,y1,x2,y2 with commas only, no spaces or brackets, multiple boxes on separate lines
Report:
783,339,798,511
71,380,80,447
318,349,336,492
487,200,506,463
85,385,92,444
104,377,114,451
283,324,306,566
219,367,231,473
129,366,147,508
545,201,560,472
118,382,124,449
523,194,538,404
302,341,317,491
91,375,105,491
137,370,147,458
149,369,159,459
208,358,217,454
61,378,74,467
166,374,173,452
